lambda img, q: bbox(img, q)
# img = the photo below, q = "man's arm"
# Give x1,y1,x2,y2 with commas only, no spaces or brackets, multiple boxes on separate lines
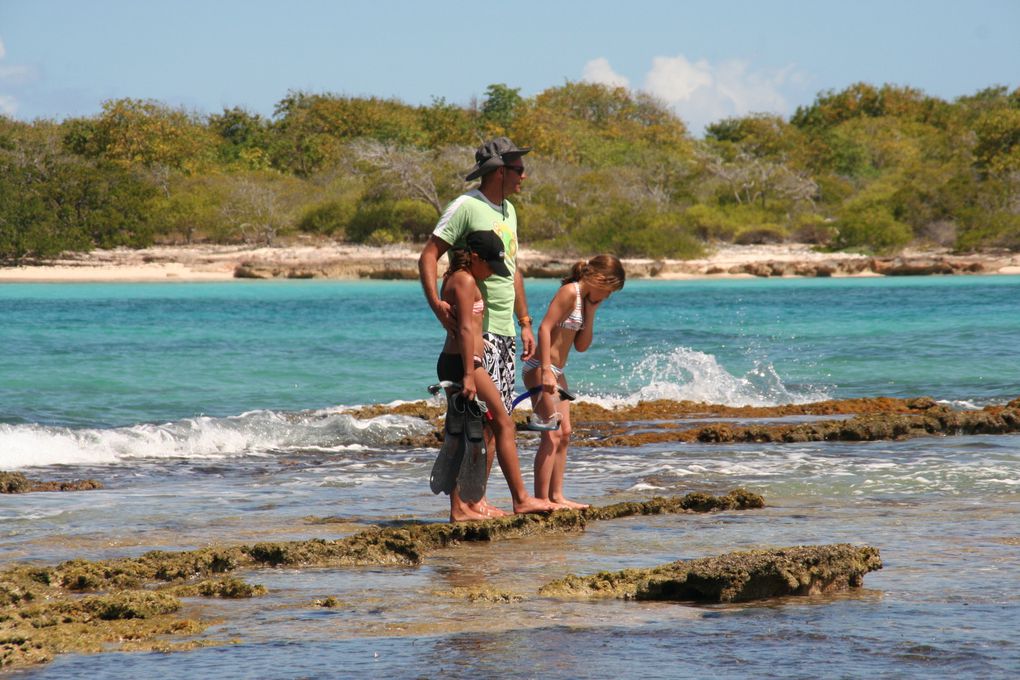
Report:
418,235,455,331
514,267,535,360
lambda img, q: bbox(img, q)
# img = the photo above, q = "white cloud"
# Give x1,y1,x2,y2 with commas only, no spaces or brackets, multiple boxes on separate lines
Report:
581,57,630,89
0,37,6,59
644,55,713,103
0,94,17,116
581,54,803,135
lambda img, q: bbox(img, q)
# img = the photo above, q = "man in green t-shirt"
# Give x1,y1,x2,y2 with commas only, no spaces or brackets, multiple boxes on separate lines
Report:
419,137,547,519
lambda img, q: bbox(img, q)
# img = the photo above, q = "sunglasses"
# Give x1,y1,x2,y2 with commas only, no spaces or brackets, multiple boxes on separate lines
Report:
504,164,525,175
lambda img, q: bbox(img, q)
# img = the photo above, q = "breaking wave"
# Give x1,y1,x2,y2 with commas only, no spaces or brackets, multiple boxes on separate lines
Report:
0,409,433,469
580,346,831,408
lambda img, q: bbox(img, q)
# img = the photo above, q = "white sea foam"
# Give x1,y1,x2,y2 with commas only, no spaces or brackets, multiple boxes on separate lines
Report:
0,410,433,469
578,346,830,408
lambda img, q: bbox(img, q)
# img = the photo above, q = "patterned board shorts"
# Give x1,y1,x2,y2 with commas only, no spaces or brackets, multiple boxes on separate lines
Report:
482,332,516,415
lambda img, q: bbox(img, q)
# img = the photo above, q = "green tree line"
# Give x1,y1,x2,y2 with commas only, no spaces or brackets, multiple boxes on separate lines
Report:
2,81,1018,263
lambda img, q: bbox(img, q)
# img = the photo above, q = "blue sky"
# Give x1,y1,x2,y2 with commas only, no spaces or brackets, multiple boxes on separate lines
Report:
1,0,1018,133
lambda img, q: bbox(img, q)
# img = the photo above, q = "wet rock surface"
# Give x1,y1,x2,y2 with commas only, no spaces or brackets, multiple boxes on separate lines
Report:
539,544,882,602
0,472,103,494
0,490,762,669
364,395,1020,449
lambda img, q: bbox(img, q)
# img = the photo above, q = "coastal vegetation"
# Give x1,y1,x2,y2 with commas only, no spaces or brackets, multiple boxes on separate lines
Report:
1,82,1018,263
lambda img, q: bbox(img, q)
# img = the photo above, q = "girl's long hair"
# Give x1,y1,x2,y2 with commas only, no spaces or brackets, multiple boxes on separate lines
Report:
444,248,473,278
562,254,626,291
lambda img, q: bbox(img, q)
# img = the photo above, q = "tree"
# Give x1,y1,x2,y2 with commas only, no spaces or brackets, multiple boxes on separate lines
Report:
86,98,216,173
350,140,472,215
1,121,156,260
208,107,272,169
480,83,524,133
419,97,476,148
511,81,691,167
706,113,800,160
220,174,290,246
972,108,1020,176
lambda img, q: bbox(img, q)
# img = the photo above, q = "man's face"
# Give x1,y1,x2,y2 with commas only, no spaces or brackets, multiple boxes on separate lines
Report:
500,156,527,194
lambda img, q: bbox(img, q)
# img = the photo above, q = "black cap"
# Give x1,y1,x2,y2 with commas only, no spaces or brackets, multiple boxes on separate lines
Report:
465,230,512,277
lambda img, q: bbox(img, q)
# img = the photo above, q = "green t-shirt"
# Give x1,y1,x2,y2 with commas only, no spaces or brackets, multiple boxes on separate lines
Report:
432,190,518,337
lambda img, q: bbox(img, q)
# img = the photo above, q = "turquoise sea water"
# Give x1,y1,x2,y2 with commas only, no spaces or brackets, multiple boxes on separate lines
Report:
2,276,1019,678
3,276,1018,431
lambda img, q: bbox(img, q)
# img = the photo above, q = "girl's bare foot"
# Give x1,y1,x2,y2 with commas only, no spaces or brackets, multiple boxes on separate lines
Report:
513,496,557,514
466,499,508,518
479,500,509,517
551,498,590,510
450,504,487,522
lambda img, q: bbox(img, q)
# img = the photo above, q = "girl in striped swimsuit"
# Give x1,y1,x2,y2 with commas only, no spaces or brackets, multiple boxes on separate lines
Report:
522,255,626,509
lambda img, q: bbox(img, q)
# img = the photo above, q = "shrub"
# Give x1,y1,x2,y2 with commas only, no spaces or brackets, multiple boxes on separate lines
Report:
297,200,355,237
790,213,836,245
346,199,435,243
683,204,737,241
391,199,437,241
955,208,1020,251
734,226,787,245
833,204,913,253
365,227,404,246
568,202,704,259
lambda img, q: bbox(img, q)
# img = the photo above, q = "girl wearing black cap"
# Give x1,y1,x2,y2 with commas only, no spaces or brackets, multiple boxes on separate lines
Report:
436,232,556,521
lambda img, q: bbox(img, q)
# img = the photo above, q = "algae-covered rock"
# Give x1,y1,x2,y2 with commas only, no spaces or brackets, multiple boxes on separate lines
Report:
169,577,267,599
198,577,266,598
0,490,763,670
539,544,882,603
583,489,764,520
314,596,342,608
0,472,102,494
0,472,32,494
337,395,1020,450
438,586,524,604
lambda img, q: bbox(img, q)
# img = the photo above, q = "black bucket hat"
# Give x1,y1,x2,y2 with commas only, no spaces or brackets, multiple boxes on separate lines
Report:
465,137,532,181
465,230,512,277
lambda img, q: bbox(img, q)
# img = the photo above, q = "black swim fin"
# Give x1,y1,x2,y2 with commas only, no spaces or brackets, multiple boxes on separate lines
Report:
430,393,467,495
455,398,488,503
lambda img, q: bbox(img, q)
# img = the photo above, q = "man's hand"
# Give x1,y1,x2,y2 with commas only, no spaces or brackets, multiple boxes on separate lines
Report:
520,325,536,360
433,299,457,333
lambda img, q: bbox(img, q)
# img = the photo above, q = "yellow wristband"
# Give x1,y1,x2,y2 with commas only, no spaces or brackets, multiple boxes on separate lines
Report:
518,315,533,326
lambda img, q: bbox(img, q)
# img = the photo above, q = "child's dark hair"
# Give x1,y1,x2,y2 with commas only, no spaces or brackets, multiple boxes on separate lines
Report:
444,248,472,278
562,254,626,291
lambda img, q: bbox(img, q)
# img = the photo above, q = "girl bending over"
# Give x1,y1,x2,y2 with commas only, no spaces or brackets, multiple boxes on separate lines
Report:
523,255,625,509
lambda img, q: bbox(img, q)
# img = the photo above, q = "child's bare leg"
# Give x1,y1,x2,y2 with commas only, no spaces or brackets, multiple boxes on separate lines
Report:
450,488,487,522
466,426,508,517
525,368,560,502
548,380,588,509
475,366,554,514
533,432,558,500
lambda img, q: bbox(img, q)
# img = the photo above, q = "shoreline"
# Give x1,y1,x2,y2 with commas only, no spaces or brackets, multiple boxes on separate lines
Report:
1,242,1019,283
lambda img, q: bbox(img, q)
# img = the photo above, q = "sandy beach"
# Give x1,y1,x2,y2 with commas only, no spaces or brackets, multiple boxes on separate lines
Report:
1,242,1019,283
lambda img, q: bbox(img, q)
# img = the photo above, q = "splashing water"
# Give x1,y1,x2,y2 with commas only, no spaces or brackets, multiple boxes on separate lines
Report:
586,346,830,407
0,410,433,469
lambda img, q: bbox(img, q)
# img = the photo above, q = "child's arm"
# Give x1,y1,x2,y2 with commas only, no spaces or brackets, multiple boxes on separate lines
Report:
449,275,478,399
573,295,602,353
536,286,575,393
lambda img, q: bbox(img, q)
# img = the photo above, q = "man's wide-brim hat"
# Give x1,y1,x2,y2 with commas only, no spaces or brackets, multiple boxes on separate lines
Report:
465,137,532,181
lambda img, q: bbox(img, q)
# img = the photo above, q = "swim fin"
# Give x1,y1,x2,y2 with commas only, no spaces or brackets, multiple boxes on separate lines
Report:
456,397,488,503
429,392,467,495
